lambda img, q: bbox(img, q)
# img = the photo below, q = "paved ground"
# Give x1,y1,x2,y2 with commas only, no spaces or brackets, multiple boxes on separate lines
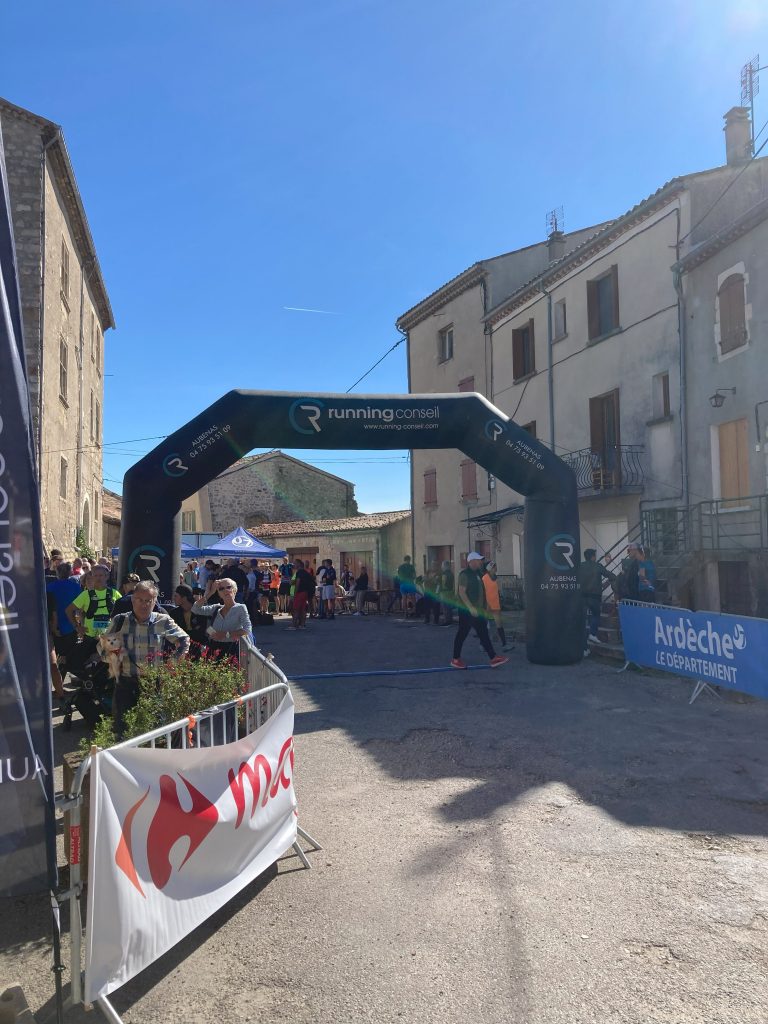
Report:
2,610,768,1023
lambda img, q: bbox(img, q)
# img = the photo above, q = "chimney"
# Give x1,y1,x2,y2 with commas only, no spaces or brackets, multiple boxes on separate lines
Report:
724,106,752,166
547,230,566,263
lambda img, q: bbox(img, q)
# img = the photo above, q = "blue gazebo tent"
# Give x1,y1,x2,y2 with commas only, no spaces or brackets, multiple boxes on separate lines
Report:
200,527,286,559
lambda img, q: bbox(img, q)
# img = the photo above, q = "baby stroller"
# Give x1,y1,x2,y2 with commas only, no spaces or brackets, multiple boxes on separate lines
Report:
59,638,114,731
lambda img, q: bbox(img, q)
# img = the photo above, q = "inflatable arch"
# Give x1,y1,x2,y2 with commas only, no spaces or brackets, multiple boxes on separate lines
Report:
119,391,582,665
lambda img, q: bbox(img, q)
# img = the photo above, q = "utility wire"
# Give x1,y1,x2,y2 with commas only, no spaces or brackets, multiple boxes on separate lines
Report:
42,433,167,455
345,335,405,393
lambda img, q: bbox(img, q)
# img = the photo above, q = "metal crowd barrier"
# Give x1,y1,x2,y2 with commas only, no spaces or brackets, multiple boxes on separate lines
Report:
55,635,320,1020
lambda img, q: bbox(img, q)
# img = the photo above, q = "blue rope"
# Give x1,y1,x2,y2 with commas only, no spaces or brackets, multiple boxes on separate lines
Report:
289,665,492,681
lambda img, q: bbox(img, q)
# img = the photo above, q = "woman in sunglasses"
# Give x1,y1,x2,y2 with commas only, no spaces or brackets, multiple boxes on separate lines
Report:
193,576,252,661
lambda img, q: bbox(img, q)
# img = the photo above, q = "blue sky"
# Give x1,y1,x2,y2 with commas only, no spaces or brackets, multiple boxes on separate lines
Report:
2,0,766,512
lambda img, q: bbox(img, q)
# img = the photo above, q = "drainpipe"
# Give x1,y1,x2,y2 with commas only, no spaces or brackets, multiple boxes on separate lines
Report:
403,321,415,557
541,286,555,451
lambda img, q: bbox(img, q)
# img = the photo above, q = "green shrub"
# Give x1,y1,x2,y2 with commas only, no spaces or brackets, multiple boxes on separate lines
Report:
78,656,246,750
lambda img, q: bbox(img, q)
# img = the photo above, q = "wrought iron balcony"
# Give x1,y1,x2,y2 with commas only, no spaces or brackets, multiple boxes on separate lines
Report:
561,444,645,496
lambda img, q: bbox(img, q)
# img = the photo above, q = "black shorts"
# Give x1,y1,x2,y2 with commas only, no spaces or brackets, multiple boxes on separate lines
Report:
278,581,291,595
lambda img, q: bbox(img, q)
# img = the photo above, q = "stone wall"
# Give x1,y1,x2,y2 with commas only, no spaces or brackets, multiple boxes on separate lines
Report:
202,454,358,534
3,106,108,554
2,110,44,446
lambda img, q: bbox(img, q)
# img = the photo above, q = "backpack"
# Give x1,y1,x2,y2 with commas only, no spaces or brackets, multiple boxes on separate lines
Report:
86,588,116,619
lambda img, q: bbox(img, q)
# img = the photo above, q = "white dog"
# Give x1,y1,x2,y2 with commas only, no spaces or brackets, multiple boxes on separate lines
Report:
97,633,124,680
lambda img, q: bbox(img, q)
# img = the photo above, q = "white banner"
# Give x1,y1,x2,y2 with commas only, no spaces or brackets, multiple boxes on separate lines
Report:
85,693,297,1002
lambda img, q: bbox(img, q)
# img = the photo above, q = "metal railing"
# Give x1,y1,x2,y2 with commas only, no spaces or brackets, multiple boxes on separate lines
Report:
561,444,645,495
57,636,319,1022
496,574,525,609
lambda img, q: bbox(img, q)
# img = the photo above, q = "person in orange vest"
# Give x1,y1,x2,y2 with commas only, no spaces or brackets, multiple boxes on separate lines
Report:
482,561,514,652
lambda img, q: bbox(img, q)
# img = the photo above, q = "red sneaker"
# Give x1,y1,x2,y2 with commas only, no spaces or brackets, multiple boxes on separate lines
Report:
489,655,509,668
450,658,467,670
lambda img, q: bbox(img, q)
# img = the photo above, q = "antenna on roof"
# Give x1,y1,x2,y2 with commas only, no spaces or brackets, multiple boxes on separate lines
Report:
546,206,564,236
741,55,760,153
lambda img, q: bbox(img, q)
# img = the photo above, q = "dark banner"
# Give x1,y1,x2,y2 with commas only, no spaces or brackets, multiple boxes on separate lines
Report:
0,126,57,895
120,390,582,665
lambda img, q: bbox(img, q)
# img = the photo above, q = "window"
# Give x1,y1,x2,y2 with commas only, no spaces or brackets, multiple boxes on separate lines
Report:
460,459,478,500
95,399,101,442
90,311,96,362
521,421,537,437
94,490,99,521
718,273,747,354
59,338,68,402
438,325,454,363
474,539,491,562
512,319,535,380
60,238,69,301
427,545,453,568
182,510,197,532
424,468,437,506
458,376,475,392
717,418,749,504
587,265,620,340
59,458,68,499
89,390,95,440
554,299,567,339
96,325,103,374
651,372,671,419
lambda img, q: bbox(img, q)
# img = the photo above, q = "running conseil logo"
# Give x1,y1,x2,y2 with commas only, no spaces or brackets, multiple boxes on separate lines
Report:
288,399,324,435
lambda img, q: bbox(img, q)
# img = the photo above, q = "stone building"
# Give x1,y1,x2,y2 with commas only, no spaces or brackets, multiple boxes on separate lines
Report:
400,108,768,613
180,450,359,535
1,97,114,555
101,488,122,554
258,510,412,591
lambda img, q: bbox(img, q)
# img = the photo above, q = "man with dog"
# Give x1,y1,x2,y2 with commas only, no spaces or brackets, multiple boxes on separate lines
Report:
102,580,190,737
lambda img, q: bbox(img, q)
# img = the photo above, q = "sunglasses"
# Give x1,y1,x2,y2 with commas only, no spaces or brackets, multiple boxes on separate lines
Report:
217,585,234,592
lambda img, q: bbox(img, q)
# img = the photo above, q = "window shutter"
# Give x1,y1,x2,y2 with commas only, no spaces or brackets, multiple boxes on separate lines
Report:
424,469,437,505
527,319,535,374
719,274,746,352
460,459,477,499
512,331,523,379
610,265,620,330
589,396,603,453
587,279,599,339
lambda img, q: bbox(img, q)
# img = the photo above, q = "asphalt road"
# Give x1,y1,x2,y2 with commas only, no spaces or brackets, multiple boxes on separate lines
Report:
2,611,767,1023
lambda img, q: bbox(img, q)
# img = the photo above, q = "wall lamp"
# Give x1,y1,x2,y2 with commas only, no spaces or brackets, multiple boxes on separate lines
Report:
709,387,736,408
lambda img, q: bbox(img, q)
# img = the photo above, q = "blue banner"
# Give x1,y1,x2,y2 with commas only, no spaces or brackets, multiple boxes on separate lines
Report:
618,602,768,700
0,123,57,894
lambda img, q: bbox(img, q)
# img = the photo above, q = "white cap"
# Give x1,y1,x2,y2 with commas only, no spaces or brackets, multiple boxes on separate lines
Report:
466,552,484,562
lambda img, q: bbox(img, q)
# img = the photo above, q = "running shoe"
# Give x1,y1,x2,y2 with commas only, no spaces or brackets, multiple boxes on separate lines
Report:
450,658,467,669
489,655,509,668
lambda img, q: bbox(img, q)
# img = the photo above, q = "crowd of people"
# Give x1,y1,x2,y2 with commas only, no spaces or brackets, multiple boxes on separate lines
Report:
41,538,656,733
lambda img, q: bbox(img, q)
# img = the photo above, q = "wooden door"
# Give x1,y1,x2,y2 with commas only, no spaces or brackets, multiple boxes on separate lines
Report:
589,390,621,488
718,418,749,504
340,551,373,585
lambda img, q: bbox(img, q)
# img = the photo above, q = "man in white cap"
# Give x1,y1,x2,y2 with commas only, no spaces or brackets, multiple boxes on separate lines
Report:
451,553,508,670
